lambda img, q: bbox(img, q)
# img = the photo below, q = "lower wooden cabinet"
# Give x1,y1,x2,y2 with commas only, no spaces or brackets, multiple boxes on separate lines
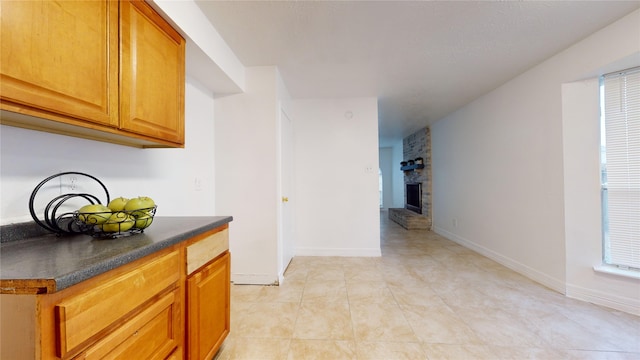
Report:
165,348,184,360
56,251,181,357
187,251,231,360
79,289,181,360
0,225,231,360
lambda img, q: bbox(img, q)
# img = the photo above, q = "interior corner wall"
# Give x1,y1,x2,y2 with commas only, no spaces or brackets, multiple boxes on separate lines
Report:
431,8,640,306
151,0,245,92
214,66,280,285
293,98,381,257
562,74,640,315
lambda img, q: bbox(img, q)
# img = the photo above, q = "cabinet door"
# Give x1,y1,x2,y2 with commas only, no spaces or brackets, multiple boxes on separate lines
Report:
0,0,118,126
187,252,231,360
120,0,185,145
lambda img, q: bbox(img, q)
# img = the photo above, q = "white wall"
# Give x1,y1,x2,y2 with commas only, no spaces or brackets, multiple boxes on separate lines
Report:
379,147,393,209
150,0,245,94
0,76,217,225
293,98,381,257
215,72,381,283
563,74,640,315
391,142,405,208
431,9,640,313
214,66,280,285
379,142,406,209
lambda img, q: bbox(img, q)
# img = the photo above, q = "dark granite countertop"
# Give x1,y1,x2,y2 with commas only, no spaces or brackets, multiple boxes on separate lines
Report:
0,216,232,294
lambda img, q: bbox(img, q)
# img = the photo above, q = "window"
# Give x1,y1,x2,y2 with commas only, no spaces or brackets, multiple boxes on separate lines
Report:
600,66,640,270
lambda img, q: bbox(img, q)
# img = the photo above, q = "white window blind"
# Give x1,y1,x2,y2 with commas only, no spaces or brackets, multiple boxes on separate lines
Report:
601,67,640,269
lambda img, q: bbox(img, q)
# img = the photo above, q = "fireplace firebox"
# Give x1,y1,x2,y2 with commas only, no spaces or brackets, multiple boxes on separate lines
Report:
405,183,422,214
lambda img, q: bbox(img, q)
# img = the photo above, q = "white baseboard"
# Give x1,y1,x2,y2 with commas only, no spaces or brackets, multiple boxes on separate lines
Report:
433,227,640,315
231,273,278,285
433,226,566,294
277,272,284,285
294,247,382,257
566,283,640,316
232,248,379,284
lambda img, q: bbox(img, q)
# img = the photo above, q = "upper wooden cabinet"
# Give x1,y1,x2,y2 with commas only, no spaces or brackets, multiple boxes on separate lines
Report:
120,0,185,144
0,1,119,127
0,0,185,148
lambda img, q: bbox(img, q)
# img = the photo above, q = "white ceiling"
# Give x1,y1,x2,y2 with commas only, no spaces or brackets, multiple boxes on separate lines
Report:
195,1,639,146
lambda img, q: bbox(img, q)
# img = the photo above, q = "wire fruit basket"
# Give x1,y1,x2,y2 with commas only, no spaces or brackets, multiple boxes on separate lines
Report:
73,206,157,239
29,172,156,239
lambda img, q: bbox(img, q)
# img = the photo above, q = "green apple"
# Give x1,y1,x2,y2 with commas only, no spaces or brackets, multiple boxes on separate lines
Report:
107,197,129,212
78,204,112,225
101,212,135,233
134,214,153,229
124,196,156,218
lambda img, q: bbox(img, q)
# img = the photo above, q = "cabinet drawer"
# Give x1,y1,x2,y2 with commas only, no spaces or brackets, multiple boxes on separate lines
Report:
186,229,228,275
81,290,180,360
56,251,180,357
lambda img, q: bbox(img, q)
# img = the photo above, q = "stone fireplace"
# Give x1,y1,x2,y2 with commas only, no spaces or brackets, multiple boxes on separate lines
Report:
405,183,422,214
389,127,432,230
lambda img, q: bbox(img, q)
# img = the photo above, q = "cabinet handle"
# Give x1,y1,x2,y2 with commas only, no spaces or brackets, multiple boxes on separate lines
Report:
282,197,289,203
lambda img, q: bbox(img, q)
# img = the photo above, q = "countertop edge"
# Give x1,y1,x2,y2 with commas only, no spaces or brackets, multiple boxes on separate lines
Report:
1,216,233,294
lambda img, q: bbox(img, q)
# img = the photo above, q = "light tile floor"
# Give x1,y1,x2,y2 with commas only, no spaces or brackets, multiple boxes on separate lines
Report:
215,211,640,359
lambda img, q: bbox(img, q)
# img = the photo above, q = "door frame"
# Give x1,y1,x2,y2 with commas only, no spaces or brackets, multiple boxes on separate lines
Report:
277,103,295,283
